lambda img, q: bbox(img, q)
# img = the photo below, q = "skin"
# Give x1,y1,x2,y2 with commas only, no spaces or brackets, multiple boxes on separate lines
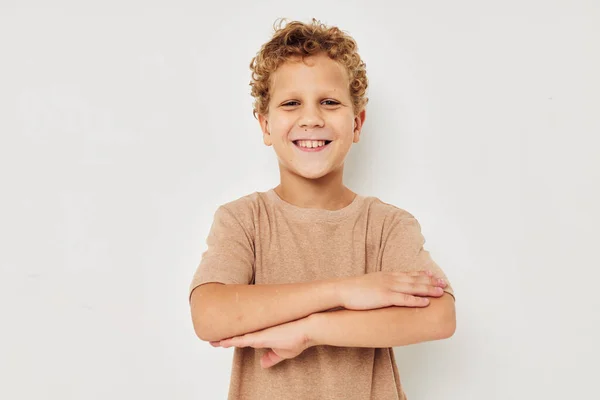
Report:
209,271,454,370
210,53,370,368
257,52,367,210
210,316,312,369
204,53,455,369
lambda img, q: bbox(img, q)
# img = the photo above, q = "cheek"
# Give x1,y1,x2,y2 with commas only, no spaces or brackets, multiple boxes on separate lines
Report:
333,119,356,140
331,113,354,130
270,119,294,137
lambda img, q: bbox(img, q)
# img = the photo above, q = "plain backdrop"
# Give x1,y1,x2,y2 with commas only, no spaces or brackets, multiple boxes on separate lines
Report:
1,1,599,399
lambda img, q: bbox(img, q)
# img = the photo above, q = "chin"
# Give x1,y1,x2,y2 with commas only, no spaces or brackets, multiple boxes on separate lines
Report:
293,168,333,180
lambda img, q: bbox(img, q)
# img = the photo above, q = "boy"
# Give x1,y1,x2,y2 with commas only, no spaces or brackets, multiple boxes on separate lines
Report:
188,18,456,400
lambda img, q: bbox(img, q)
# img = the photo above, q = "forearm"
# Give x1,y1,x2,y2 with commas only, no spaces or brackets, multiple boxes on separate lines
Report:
190,279,341,342
307,294,456,348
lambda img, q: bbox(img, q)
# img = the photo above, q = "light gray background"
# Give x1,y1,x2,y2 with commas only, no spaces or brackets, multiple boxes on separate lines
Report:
1,1,599,399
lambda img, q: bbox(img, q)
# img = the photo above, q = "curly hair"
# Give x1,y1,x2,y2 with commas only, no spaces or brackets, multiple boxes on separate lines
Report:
249,18,369,119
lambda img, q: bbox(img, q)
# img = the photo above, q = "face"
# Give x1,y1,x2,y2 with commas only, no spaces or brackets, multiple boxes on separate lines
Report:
258,52,366,180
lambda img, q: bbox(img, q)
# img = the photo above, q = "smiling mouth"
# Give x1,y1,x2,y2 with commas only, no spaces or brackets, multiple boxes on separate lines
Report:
292,140,333,148
292,140,332,152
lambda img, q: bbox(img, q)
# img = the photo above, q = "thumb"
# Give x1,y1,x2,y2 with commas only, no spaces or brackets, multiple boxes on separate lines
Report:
261,349,284,369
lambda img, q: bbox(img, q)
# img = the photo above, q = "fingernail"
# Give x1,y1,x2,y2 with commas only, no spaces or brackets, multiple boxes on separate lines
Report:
438,278,445,285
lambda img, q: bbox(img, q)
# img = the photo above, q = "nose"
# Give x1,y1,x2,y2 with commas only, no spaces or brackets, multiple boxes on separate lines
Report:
298,104,324,129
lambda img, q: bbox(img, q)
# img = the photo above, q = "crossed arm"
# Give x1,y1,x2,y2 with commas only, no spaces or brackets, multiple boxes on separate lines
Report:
190,278,455,348
189,207,457,369
306,293,455,348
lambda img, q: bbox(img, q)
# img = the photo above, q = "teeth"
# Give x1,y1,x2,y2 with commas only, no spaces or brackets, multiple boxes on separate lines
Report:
296,140,326,148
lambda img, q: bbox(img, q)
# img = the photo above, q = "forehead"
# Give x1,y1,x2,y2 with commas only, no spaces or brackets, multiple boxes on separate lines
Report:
270,53,350,97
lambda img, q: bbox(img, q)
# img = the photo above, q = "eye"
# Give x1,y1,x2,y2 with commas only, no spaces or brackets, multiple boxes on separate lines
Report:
281,100,340,108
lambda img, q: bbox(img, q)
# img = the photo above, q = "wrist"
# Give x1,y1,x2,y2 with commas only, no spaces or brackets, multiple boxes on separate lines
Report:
327,277,345,308
305,312,324,347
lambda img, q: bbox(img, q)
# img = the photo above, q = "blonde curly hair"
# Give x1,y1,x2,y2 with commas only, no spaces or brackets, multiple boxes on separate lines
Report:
249,18,369,119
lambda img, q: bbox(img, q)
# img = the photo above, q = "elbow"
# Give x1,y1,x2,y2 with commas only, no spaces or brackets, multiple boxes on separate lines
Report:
192,309,224,342
191,306,209,341
191,302,229,342
435,299,456,339
195,328,219,343
426,294,456,340
438,314,456,339
429,315,455,341
192,317,212,342
190,288,222,342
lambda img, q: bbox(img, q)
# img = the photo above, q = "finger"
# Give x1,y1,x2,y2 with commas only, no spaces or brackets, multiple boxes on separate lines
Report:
422,276,447,287
391,292,431,307
261,350,284,369
397,274,447,287
209,341,221,347
393,282,445,297
402,270,432,277
220,336,249,348
225,334,270,349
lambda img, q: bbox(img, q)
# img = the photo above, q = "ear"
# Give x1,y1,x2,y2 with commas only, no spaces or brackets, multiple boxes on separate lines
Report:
352,108,366,143
257,113,272,146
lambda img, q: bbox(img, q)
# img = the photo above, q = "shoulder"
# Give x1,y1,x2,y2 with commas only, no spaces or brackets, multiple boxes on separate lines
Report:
218,191,260,213
211,190,269,230
363,197,429,251
363,195,417,224
216,190,272,216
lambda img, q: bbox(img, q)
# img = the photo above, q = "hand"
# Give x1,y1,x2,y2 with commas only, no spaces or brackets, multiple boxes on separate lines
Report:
336,270,447,310
209,317,313,369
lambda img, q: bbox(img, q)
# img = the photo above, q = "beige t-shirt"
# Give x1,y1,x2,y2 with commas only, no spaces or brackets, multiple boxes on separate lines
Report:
189,188,454,400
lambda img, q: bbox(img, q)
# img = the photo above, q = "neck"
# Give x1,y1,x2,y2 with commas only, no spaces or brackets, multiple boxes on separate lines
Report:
275,166,356,211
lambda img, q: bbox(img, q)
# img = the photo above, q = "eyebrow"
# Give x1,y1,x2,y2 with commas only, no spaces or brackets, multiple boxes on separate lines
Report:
275,89,343,99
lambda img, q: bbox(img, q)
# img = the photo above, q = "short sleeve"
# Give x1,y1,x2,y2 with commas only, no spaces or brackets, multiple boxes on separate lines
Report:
379,212,455,300
188,205,255,302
